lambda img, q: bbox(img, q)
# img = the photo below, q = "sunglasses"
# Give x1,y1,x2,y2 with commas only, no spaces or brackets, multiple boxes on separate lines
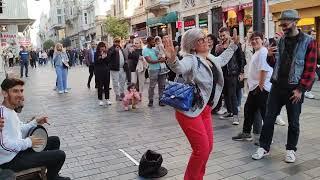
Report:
279,21,294,28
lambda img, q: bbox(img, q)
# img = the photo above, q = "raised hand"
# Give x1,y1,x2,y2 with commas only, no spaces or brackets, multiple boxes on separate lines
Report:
163,37,176,63
36,116,50,125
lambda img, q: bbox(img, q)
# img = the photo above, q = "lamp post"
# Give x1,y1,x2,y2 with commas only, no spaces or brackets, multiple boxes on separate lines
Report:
253,0,263,33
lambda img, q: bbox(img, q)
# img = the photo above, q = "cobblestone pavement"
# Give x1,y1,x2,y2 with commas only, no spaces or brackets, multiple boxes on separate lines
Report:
12,65,320,180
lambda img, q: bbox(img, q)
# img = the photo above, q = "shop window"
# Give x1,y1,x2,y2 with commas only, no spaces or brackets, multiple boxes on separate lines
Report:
84,13,88,24
58,16,62,24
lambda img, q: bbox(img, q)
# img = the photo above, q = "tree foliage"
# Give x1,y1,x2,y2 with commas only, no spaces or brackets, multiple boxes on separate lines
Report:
104,16,129,39
43,39,55,50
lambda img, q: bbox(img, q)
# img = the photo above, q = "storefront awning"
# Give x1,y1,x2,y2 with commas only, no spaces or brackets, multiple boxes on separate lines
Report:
147,12,178,27
270,0,320,13
297,18,315,26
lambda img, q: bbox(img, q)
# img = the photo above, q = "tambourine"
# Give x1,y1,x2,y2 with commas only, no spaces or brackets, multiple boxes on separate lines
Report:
27,125,48,152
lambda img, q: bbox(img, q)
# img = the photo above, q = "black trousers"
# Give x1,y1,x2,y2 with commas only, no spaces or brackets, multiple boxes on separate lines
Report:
259,86,304,152
20,62,29,77
224,76,239,115
243,87,269,134
87,65,96,87
0,136,66,180
95,67,110,100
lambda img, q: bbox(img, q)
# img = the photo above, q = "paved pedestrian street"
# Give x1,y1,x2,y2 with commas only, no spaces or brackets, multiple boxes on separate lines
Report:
11,66,320,180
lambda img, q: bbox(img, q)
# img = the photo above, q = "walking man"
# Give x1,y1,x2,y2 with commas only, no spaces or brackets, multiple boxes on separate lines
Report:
252,9,318,163
85,41,97,88
19,46,30,78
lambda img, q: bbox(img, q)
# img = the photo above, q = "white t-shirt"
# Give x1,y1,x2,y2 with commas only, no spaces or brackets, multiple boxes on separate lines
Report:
247,47,273,92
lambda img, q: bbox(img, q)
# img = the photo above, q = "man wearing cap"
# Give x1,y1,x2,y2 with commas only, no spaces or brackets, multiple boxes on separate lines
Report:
252,9,318,163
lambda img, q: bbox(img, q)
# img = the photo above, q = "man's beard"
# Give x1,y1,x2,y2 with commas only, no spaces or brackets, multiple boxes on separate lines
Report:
14,106,24,113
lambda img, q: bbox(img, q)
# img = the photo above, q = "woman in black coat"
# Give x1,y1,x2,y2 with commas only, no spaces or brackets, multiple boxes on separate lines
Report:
94,42,112,106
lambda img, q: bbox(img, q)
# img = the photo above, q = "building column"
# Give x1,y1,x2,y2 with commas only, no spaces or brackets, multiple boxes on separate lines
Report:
196,14,200,28
208,10,213,34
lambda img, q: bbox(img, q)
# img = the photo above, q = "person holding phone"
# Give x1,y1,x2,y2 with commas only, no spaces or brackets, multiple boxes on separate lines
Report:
252,9,318,163
94,42,112,106
0,78,70,180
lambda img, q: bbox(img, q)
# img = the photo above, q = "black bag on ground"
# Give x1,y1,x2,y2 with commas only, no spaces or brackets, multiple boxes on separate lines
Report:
138,150,168,178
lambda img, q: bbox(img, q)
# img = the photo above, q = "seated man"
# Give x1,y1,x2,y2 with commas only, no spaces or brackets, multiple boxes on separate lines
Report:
0,78,70,180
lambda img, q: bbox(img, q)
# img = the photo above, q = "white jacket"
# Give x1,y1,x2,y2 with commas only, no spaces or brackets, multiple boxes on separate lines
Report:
0,106,37,165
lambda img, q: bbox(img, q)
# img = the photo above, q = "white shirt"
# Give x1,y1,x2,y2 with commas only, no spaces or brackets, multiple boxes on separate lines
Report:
247,47,273,92
0,106,37,165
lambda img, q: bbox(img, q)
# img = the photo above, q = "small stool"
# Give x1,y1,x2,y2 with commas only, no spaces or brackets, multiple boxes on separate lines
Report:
15,167,47,180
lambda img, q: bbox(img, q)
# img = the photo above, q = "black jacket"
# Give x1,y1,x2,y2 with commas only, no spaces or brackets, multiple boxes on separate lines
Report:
107,45,128,71
216,43,245,76
128,49,142,72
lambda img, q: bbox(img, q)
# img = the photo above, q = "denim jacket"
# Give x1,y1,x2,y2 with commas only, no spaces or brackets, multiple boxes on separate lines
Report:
271,31,313,85
53,52,69,67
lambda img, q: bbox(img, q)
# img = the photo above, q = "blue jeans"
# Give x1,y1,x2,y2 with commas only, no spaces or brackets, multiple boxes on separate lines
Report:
259,85,303,152
20,61,29,77
55,66,68,91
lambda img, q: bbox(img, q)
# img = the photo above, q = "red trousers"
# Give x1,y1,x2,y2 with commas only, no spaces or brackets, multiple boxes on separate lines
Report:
176,105,214,180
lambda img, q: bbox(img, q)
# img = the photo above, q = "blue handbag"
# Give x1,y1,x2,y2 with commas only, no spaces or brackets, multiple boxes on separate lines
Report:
160,56,204,111
160,81,195,111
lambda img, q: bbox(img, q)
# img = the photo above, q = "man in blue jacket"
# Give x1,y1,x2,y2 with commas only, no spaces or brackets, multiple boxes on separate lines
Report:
19,46,30,78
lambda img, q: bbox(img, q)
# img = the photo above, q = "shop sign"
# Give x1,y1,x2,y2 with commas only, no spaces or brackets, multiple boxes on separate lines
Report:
240,2,253,10
184,19,196,28
199,19,208,28
222,6,238,12
0,34,17,39
176,21,183,29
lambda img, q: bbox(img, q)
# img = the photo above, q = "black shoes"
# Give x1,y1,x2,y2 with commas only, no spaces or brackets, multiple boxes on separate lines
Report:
148,100,153,107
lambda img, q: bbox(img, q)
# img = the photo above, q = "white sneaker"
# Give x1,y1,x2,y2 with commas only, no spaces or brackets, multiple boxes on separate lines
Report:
285,150,296,163
64,90,69,93
58,91,64,94
99,101,104,106
252,147,269,160
106,99,112,105
275,116,286,126
305,91,315,99
232,115,240,125
217,108,227,115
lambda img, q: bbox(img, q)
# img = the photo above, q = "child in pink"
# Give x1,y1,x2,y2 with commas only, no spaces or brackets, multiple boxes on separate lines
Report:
123,83,141,111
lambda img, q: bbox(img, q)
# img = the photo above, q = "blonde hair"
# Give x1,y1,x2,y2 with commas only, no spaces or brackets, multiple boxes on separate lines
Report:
54,43,65,53
133,38,144,49
181,29,205,55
